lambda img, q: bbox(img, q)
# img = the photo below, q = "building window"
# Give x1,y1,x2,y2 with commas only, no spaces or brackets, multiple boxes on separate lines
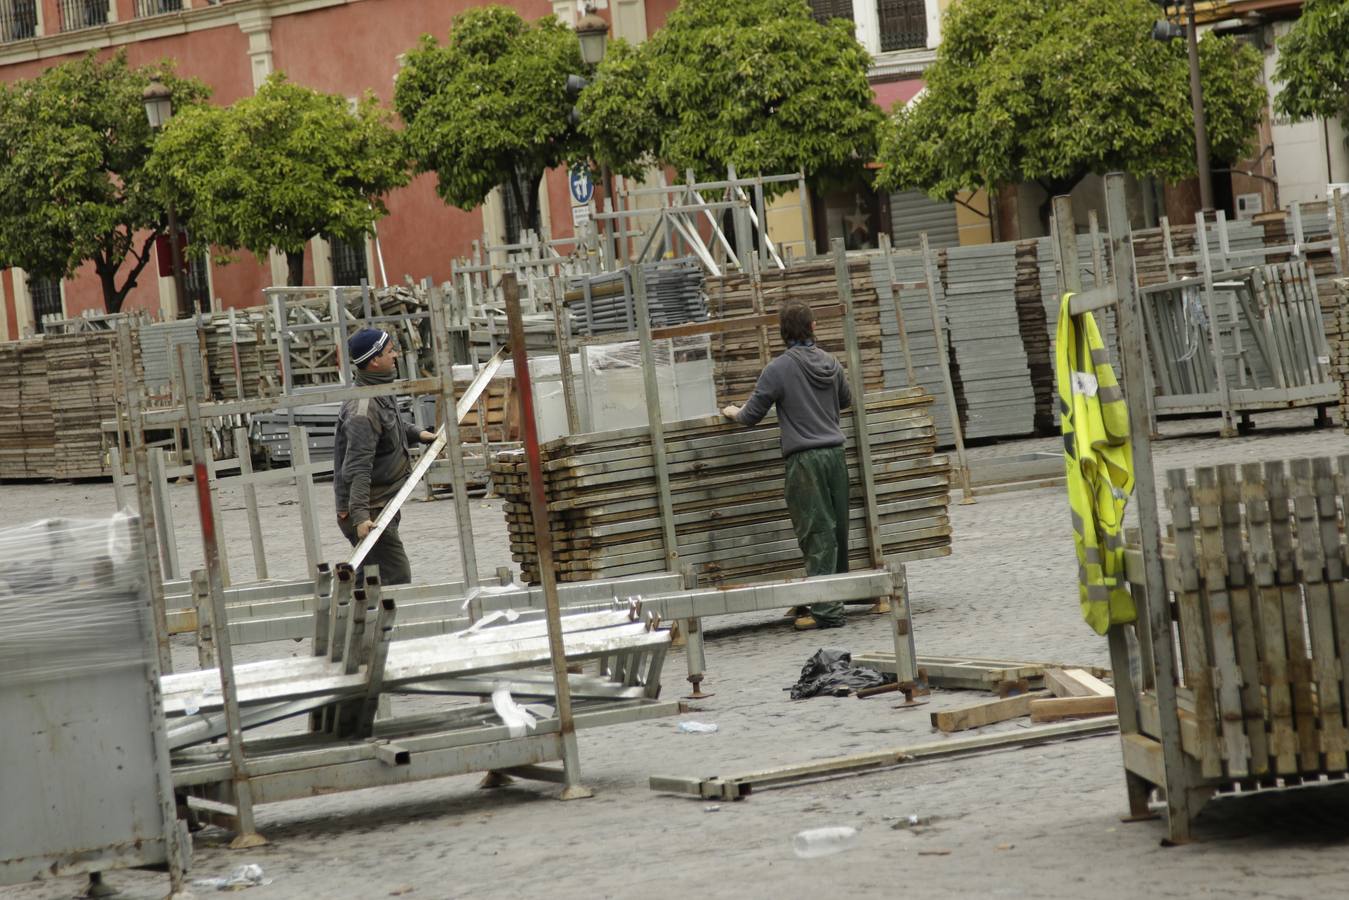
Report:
812,176,885,254
0,0,37,41
326,233,370,286
29,275,62,333
809,0,853,24
58,0,107,31
877,0,927,52
134,0,182,17
183,248,211,314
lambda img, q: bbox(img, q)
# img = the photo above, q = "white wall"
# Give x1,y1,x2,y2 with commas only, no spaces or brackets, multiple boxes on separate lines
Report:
1266,21,1349,206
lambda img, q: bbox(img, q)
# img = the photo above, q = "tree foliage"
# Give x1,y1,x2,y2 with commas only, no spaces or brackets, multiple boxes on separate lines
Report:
1274,0,1349,125
876,0,1265,203
149,73,409,286
0,52,208,313
577,0,881,191
394,6,584,235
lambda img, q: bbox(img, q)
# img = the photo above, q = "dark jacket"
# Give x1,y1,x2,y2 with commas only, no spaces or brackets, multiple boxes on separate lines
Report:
736,344,852,457
334,394,423,525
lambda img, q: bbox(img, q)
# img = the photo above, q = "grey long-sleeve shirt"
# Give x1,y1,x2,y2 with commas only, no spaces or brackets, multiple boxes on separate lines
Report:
735,344,852,457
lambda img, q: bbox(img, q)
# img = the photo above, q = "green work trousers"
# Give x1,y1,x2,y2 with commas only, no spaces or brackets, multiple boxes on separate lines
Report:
784,445,848,627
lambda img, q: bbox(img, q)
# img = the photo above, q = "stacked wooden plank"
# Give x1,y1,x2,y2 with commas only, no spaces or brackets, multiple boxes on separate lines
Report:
929,667,1116,733
705,261,886,407
1336,278,1349,431
45,332,119,479
1013,240,1055,433
204,313,275,401
941,244,1036,439
491,389,951,586
1143,458,1349,781
0,340,51,479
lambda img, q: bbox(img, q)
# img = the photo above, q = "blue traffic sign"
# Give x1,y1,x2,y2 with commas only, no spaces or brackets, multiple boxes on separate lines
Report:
569,164,595,205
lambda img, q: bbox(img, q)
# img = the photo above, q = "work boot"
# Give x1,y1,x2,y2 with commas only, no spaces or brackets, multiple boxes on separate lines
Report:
793,614,819,631
870,598,892,615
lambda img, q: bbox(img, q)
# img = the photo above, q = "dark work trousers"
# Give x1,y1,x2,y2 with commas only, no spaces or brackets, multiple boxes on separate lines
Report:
784,445,848,627
338,508,412,586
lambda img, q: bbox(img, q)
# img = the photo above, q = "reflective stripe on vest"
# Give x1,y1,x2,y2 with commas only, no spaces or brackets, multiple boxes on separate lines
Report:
1056,292,1136,635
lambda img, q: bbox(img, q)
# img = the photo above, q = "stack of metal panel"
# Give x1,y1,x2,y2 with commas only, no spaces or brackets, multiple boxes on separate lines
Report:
868,253,957,446
251,403,340,467
45,332,120,479
942,244,1037,439
565,259,706,336
1336,277,1349,430
138,318,206,399
491,389,951,586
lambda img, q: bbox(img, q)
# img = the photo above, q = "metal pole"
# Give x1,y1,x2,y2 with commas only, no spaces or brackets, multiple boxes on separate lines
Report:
920,234,974,503
632,266,680,571
235,425,269,580
178,345,266,847
834,240,883,569
1333,188,1348,277
879,233,917,386
1185,0,1214,212
502,273,592,800
550,276,581,435
429,282,480,589
1105,171,1197,840
115,320,173,675
1194,211,1237,436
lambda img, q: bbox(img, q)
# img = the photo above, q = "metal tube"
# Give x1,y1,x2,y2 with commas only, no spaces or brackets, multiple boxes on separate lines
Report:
632,266,680,571
502,273,592,799
235,425,269,580
1194,211,1237,435
834,239,883,568
149,447,181,581
429,282,480,589
550,276,581,434
920,234,973,502
879,233,917,386
1185,0,1214,212
178,345,265,847
116,320,173,675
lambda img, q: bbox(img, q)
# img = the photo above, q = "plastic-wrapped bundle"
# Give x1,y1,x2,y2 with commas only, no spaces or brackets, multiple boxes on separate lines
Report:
0,513,150,686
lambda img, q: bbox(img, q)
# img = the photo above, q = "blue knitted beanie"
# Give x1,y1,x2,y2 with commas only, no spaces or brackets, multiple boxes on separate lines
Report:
349,328,390,367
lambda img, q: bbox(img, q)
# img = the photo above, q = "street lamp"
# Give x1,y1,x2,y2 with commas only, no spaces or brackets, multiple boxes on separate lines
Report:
142,74,191,318
1152,0,1214,212
575,6,609,67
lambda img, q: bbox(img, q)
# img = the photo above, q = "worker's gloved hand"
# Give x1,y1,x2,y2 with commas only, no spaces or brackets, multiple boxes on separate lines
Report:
419,430,436,444
356,519,375,540
721,404,741,421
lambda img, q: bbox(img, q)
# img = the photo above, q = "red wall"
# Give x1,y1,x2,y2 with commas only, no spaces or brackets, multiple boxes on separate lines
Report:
0,0,652,328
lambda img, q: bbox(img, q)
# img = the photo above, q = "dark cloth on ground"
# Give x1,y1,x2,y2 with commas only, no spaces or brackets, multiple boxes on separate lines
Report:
789,648,894,700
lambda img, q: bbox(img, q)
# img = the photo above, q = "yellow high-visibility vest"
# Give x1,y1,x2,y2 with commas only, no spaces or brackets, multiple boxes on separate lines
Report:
1056,292,1136,635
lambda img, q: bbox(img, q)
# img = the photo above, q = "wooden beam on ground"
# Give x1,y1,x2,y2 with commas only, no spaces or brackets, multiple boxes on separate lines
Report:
930,690,1049,733
1044,668,1114,698
1029,695,1117,723
649,716,1119,801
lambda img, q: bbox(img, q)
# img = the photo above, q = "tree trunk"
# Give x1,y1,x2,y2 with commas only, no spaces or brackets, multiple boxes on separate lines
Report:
1036,173,1089,236
286,248,306,287
99,264,124,314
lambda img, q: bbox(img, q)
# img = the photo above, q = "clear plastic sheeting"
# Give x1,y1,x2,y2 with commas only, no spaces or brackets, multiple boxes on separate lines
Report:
0,513,151,685
580,335,717,431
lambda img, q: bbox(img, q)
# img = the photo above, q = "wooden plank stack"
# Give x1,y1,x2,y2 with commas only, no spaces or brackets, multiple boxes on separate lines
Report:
491,389,951,586
1013,239,1055,433
0,340,52,479
705,261,886,407
1142,458,1349,780
1336,278,1349,431
45,332,120,479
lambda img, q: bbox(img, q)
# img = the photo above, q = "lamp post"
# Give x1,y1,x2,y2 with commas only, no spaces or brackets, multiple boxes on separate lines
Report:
570,6,612,249
143,75,191,318
1153,0,1214,212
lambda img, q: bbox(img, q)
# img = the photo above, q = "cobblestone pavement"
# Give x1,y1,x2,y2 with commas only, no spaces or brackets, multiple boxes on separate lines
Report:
2,411,1347,899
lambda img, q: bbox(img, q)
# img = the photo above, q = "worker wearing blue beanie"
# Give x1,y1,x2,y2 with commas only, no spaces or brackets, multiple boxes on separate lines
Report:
333,329,436,584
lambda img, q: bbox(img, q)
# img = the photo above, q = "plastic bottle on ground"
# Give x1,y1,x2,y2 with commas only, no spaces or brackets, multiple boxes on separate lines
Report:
793,826,859,859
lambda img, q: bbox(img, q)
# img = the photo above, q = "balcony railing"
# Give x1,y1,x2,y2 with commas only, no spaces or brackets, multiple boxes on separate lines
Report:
135,0,182,17
0,0,37,40
878,0,927,52
809,0,854,25
59,0,107,31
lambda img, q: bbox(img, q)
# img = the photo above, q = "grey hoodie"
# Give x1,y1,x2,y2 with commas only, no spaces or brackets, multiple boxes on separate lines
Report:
735,344,852,457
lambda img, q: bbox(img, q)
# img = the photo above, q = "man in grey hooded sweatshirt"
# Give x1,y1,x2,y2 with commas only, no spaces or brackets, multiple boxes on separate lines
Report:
722,299,851,630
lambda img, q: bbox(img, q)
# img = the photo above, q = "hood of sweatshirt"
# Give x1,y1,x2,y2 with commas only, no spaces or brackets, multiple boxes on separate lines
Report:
784,345,840,389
